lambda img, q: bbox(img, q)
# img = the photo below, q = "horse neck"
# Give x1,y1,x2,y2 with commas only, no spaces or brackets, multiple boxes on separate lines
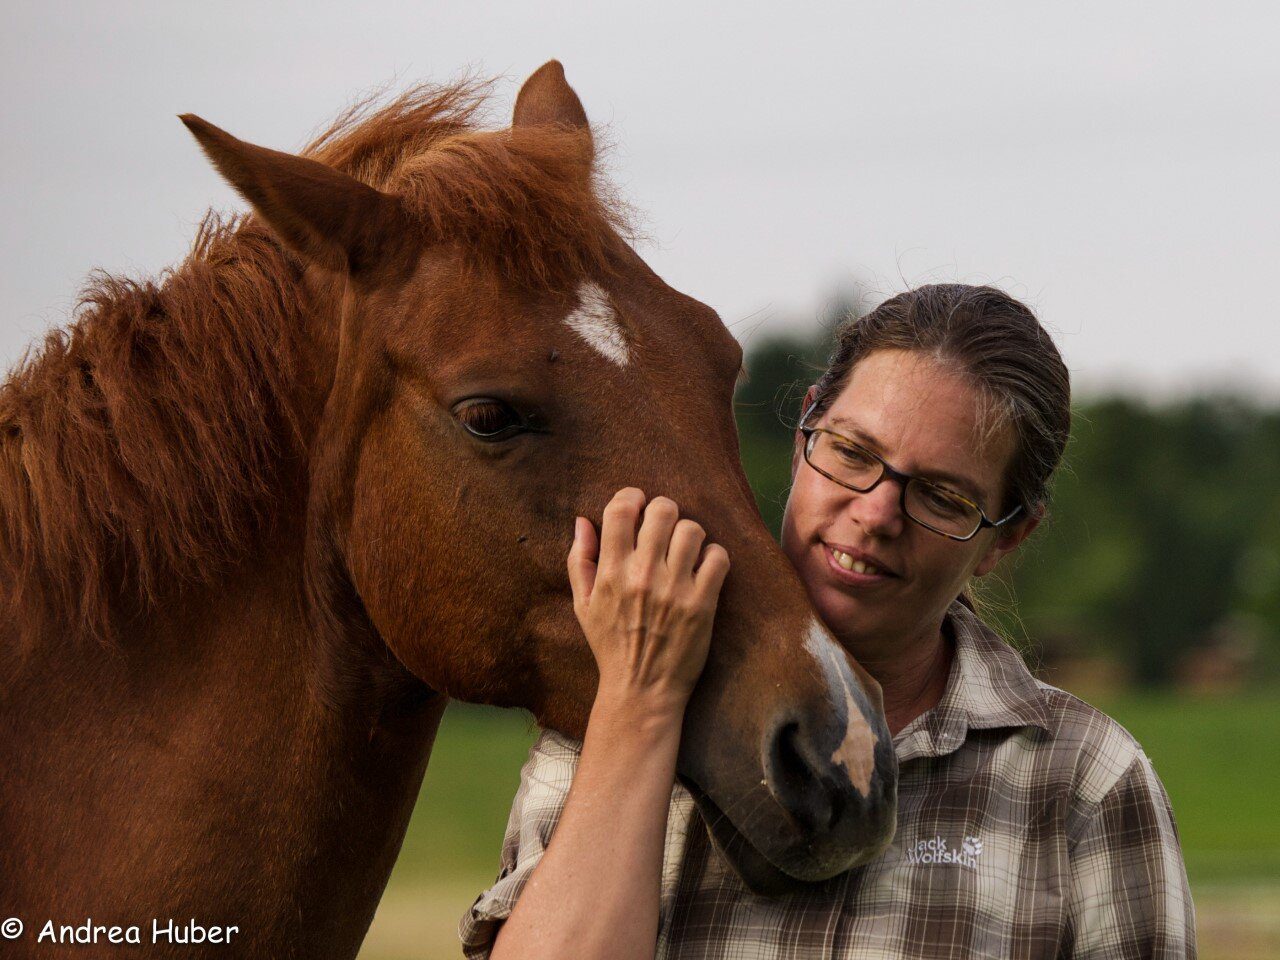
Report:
1,506,447,958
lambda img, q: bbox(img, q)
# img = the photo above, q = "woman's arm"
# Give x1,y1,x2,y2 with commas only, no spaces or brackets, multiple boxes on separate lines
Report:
489,488,729,960
1064,751,1196,958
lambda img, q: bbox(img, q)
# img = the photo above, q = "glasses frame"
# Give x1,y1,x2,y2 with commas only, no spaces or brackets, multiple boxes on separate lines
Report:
797,410,1024,542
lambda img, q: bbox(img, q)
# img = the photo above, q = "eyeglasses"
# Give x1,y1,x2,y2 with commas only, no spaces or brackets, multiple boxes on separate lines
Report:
798,411,1024,542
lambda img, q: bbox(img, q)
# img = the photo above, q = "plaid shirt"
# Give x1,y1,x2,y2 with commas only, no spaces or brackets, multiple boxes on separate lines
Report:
460,602,1196,959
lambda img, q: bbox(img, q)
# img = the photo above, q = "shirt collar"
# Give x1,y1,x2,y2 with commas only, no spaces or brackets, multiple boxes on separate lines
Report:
894,599,1051,762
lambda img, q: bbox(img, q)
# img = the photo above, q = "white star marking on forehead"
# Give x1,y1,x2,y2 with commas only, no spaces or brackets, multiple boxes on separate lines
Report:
563,281,630,366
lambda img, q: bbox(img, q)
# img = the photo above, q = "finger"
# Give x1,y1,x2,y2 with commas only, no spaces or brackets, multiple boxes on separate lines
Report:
567,516,600,609
666,518,707,577
634,496,681,570
598,487,645,575
693,542,731,599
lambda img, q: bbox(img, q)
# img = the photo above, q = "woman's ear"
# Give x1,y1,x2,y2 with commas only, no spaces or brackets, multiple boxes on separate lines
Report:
973,507,1042,578
799,385,818,425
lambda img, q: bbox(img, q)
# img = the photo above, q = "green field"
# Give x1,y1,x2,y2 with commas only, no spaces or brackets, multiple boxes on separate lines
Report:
1090,692,1280,885
360,693,1280,959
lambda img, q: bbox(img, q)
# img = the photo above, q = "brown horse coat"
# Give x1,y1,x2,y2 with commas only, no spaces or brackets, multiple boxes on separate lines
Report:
0,63,895,958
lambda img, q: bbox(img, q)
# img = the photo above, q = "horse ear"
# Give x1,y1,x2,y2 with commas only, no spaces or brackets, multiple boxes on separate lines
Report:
179,114,414,280
513,60,592,149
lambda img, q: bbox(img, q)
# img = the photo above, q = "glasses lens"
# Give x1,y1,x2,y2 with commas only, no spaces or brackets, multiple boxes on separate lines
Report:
808,431,882,490
904,480,981,538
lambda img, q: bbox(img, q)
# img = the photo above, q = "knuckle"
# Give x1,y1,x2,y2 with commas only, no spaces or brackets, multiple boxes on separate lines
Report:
624,568,653,596
606,487,644,511
672,594,700,619
602,500,630,520
675,518,705,538
617,486,646,505
703,544,730,570
646,496,679,519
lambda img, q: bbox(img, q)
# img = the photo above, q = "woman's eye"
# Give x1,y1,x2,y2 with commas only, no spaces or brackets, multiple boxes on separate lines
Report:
834,443,875,467
454,399,526,440
922,487,965,516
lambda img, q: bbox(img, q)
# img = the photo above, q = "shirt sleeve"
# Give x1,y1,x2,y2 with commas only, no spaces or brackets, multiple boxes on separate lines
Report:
1065,750,1197,959
457,728,582,960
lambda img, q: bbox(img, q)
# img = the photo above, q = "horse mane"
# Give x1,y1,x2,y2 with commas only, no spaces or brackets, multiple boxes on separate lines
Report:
0,78,627,651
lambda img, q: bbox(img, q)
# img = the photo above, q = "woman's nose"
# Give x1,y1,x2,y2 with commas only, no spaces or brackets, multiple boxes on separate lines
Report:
848,478,905,538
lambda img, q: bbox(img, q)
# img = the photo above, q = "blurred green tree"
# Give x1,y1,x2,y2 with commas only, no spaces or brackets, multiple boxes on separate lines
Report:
732,297,858,535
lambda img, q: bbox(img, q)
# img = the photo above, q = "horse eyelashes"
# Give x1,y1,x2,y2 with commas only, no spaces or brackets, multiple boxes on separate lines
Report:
456,399,524,439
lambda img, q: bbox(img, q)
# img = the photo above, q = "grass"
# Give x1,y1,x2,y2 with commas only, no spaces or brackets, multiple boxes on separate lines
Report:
1091,690,1280,884
360,691,1280,958
389,703,540,882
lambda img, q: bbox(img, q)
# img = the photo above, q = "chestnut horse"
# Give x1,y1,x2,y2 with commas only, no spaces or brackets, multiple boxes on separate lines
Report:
0,63,895,958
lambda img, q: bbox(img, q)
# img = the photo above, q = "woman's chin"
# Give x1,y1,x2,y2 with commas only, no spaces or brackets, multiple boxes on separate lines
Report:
811,588,892,644
795,551,893,640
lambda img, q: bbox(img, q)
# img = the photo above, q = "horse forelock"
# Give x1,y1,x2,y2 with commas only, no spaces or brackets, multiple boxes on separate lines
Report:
305,78,631,288
0,76,623,652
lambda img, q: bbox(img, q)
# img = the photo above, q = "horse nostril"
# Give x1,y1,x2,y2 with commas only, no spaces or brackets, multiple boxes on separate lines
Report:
764,719,842,833
769,721,803,788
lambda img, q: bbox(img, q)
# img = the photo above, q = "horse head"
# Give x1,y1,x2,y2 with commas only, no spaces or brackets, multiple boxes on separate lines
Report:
181,61,896,892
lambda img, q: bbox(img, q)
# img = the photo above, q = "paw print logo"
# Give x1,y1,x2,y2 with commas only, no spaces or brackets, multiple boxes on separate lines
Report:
962,836,983,858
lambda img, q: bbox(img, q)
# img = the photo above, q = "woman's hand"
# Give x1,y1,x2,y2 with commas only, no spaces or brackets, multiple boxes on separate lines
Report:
493,488,727,960
568,488,731,720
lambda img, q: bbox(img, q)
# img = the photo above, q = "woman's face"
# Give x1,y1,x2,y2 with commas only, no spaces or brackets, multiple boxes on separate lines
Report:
781,348,1034,651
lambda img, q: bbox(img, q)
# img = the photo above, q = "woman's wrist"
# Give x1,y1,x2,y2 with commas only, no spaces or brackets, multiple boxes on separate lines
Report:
590,682,689,743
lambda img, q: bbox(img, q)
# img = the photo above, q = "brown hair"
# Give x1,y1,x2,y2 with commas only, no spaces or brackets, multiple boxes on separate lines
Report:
804,283,1071,519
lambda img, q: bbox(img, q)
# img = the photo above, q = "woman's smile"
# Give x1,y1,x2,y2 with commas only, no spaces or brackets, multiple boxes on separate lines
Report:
823,542,900,587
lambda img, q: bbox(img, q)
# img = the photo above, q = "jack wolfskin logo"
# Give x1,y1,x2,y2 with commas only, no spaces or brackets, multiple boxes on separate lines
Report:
905,835,983,870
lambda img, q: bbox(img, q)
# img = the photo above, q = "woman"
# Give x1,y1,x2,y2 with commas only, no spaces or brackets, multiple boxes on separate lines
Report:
459,284,1196,959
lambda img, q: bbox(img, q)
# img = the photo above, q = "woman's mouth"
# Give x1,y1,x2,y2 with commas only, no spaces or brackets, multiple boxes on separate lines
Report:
825,544,898,586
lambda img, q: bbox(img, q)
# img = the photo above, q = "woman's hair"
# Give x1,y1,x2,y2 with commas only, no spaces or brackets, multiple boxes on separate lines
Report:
803,283,1071,519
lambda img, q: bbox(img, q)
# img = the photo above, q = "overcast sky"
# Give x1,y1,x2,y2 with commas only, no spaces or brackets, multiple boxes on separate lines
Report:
4,0,1277,398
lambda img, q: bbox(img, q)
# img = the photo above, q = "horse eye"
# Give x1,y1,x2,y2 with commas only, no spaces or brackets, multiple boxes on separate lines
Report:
454,399,526,440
